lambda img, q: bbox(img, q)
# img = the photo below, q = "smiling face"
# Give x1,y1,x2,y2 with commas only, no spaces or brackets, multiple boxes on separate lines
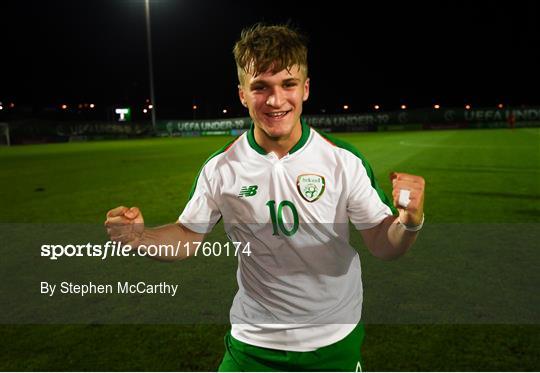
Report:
239,65,310,141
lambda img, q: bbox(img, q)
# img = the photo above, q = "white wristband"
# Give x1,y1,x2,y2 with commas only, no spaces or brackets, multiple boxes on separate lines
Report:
398,213,424,232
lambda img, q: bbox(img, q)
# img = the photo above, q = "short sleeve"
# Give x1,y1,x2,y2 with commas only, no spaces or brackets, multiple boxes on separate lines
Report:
179,164,222,234
347,157,393,230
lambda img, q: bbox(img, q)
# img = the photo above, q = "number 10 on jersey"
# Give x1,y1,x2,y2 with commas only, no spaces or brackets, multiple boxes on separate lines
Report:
266,200,299,236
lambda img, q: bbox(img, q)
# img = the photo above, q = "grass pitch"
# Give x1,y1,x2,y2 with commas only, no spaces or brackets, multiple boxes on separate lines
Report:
0,128,538,370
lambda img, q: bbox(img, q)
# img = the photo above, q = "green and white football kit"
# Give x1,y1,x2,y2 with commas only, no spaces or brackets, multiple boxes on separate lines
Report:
179,119,396,370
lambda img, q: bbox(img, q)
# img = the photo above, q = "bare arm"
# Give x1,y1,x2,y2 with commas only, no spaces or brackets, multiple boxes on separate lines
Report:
137,223,205,262
104,206,204,262
360,172,425,260
360,215,419,260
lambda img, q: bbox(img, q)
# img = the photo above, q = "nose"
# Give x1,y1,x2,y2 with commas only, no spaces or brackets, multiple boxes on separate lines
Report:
265,87,285,108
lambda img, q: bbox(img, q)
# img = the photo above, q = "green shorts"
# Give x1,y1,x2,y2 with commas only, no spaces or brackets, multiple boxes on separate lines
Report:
218,323,365,372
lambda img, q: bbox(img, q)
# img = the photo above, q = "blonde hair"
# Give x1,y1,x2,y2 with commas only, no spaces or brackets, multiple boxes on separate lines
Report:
233,23,308,84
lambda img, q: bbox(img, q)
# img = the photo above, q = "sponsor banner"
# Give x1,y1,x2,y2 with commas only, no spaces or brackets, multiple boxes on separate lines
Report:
5,107,540,143
155,107,540,135
159,118,251,135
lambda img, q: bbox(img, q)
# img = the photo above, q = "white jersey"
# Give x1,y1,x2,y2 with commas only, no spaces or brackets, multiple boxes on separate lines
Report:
179,119,395,351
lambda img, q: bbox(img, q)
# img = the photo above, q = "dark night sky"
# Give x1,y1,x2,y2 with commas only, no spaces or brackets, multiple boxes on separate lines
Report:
2,1,539,118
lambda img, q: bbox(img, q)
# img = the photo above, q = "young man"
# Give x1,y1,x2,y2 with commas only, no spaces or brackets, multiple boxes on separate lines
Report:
105,24,425,371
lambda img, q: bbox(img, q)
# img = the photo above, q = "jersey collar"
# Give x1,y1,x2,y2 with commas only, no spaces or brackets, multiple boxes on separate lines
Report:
247,118,310,156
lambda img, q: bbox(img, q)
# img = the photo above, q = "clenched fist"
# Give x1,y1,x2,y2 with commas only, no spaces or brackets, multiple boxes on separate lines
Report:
104,206,145,248
390,172,425,227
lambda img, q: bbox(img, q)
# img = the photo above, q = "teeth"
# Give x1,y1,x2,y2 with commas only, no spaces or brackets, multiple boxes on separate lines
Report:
267,111,288,117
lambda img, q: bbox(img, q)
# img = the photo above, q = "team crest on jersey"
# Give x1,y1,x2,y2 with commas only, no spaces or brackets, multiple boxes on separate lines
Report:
296,174,325,202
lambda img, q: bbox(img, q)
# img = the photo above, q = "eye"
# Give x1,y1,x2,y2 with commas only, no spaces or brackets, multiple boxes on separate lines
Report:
283,82,298,88
251,85,266,92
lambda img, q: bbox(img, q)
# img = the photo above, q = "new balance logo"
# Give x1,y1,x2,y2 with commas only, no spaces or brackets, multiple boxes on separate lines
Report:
238,185,258,197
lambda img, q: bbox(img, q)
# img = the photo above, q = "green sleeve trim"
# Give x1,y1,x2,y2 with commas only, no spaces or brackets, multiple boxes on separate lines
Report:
187,137,238,201
317,131,398,215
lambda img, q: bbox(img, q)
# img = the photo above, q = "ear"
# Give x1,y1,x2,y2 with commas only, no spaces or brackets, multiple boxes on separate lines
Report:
238,85,248,107
303,78,310,102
